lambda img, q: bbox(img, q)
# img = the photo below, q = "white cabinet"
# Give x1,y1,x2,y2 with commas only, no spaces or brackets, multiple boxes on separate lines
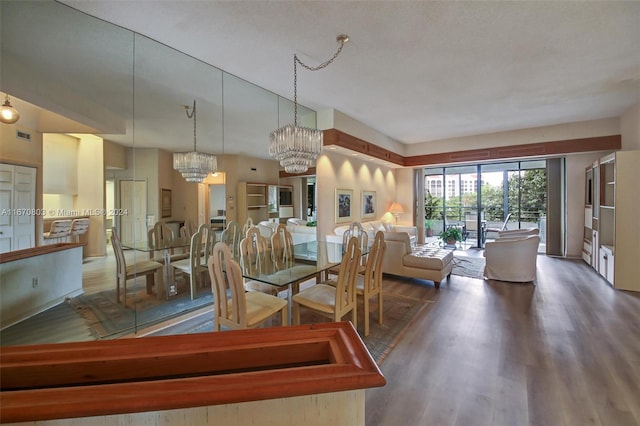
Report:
584,151,640,292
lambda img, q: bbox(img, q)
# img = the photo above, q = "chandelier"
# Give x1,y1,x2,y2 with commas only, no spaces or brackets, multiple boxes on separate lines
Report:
269,34,350,174
173,100,217,183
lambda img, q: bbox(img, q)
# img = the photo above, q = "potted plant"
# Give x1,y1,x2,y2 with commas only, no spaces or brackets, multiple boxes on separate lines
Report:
425,219,434,237
439,227,463,246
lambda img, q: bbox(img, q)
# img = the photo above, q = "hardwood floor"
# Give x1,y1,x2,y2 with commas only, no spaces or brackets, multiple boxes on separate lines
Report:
2,247,639,425
366,253,640,426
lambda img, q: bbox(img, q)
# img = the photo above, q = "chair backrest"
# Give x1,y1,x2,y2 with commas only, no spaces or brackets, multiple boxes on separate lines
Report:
188,228,204,274
242,217,255,238
46,220,72,238
270,226,294,263
240,229,268,270
110,227,126,280
180,220,198,239
362,231,386,294
150,221,174,249
200,224,217,263
69,218,90,236
334,236,362,315
209,242,248,329
221,221,240,256
342,222,369,258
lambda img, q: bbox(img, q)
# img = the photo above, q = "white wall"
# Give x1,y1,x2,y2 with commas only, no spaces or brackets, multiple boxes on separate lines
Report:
316,151,396,241
620,102,640,151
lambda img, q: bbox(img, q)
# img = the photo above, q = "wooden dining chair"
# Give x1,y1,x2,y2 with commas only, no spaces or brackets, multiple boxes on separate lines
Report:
111,228,163,307
172,228,207,300
292,236,361,326
329,221,368,277
208,242,288,330
239,232,280,296
221,221,240,257
149,221,188,262
357,231,387,336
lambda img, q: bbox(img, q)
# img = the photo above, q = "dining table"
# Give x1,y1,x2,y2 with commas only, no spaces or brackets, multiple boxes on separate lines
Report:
239,240,366,325
121,237,191,300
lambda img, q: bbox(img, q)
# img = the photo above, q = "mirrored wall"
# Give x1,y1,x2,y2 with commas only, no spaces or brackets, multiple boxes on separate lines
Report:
0,0,316,344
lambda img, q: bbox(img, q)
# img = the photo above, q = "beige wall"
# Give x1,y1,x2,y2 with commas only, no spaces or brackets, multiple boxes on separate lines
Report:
316,151,397,241
42,133,78,194
75,134,105,257
104,140,126,169
620,101,640,151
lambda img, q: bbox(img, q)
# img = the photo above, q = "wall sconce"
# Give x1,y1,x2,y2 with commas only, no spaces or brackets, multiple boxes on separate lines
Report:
1,94,20,124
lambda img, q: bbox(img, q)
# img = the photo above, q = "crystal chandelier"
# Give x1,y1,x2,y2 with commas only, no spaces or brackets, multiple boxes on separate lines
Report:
270,34,350,174
173,100,217,183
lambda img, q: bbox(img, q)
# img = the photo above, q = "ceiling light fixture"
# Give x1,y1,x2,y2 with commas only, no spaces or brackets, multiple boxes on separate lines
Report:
173,100,217,183
269,34,350,174
0,94,20,124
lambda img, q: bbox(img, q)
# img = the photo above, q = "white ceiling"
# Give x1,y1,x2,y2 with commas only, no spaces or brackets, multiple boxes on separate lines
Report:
57,0,640,151
5,0,640,161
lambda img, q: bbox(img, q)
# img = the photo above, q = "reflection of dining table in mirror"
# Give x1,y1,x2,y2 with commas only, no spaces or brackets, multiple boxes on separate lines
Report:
121,238,191,300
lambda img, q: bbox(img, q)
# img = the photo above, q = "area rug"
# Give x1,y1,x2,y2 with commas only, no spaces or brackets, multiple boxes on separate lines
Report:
452,254,486,279
69,288,213,339
185,293,432,365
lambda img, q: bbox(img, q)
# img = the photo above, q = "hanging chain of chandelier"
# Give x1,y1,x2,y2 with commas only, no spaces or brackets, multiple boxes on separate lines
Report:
173,99,217,183
269,34,350,174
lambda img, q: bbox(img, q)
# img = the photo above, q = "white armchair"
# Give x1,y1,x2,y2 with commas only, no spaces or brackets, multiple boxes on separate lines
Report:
483,234,540,282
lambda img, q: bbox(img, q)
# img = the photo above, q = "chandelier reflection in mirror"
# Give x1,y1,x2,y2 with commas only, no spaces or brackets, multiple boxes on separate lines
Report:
270,34,350,174
173,100,217,183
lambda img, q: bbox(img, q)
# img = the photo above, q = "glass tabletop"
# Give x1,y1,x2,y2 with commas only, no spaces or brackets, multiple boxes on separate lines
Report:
240,241,353,288
121,237,191,252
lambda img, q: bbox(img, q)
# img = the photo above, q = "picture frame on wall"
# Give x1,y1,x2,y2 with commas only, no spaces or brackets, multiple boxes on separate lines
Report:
161,188,172,218
362,190,376,219
336,188,353,223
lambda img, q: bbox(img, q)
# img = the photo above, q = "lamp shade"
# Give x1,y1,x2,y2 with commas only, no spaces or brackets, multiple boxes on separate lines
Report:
388,202,404,214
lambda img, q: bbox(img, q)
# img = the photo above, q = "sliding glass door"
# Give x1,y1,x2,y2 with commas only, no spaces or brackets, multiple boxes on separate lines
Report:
424,160,547,252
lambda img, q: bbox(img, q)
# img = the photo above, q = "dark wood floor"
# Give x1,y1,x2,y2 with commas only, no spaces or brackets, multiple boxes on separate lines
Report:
2,248,639,425
366,253,640,426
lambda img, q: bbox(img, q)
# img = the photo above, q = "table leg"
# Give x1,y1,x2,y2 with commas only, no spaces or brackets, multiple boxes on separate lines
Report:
161,249,178,299
286,283,293,326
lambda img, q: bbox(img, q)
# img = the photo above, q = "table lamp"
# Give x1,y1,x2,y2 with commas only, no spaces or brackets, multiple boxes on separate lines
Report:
388,202,404,224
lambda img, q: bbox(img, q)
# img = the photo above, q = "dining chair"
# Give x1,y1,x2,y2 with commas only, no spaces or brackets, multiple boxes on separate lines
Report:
356,231,387,336
111,228,164,307
240,232,279,296
241,217,255,238
172,228,208,300
208,242,288,330
329,221,368,277
179,220,198,240
221,221,240,257
149,221,188,262
292,236,361,326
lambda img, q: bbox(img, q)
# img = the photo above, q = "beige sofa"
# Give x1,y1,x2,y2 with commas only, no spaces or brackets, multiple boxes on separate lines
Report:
328,219,417,245
381,232,454,288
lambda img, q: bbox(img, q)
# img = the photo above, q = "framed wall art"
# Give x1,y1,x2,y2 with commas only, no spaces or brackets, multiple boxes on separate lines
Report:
335,188,353,223
362,190,376,219
161,188,172,218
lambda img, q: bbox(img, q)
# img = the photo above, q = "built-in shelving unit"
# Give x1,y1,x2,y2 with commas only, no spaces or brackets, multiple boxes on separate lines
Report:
238,182,294,227
583,150,640,292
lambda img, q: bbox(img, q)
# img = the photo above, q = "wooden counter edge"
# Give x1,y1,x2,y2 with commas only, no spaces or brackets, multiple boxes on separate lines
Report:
0,322,386,423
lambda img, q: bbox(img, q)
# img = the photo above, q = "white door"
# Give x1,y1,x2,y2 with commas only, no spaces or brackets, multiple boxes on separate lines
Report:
0,163,36,253
120,180,147,243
